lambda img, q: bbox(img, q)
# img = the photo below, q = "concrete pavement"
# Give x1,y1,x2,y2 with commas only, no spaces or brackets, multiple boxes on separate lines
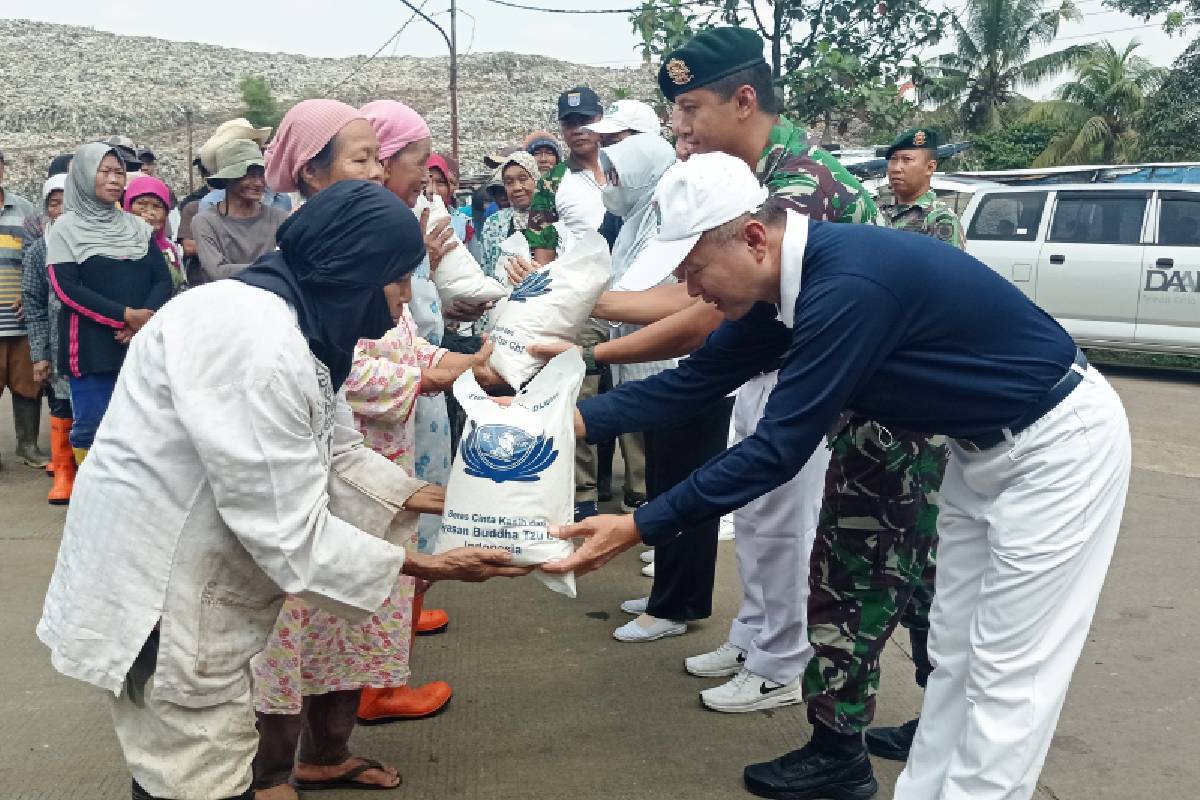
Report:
0,364,1197,799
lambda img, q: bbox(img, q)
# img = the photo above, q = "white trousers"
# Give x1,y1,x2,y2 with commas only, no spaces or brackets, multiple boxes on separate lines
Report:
895,367,1130,800
728,372,831,685
110,638,257,800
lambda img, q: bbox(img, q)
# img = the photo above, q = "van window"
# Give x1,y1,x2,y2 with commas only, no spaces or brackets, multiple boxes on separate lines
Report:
934,189,974,217
967,192,1046,241
1048,192,1148,244
1158,193,1200,246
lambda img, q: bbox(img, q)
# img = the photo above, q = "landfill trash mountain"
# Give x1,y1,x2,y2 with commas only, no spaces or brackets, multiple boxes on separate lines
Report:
0,18,656,201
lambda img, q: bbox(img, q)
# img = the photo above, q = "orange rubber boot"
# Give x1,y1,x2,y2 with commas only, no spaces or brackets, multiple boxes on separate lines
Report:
416,608,450,635
357,683,452,724
48,418,77,506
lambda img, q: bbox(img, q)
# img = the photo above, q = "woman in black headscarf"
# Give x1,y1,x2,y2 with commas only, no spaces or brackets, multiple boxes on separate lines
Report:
235,179,414,388
37,180,528,800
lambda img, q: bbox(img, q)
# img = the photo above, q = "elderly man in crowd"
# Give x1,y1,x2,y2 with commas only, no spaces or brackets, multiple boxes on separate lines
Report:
0,149,46,469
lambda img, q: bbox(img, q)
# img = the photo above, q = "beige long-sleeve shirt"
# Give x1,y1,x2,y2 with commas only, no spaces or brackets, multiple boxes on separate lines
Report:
37,280,426,707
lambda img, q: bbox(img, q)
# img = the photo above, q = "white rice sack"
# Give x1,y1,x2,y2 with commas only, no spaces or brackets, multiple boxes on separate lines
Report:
436,349,585,597
415,193,508,306
494,221,575,287
487,229,611,389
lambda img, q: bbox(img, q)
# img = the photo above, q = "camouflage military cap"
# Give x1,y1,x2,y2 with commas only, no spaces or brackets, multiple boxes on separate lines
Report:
885,128,942,158
657,27,767,102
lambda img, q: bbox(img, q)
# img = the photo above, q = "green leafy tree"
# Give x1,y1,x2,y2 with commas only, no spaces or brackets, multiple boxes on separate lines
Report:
631,0,732,63
239,75,282,130
630,0,946,129
847,80,920,144
1103,0,1198,33
1024,41,1165,166
1135,38,1200,160
959,121,1074,169
921,0,1088,132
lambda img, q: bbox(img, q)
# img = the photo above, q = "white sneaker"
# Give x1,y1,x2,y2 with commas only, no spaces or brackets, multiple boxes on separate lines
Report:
613,614,686,642
700,668,803,713
639,549,655,564
684,641,747,677
641,561,655,578
718,515,735,541
620,596,649,615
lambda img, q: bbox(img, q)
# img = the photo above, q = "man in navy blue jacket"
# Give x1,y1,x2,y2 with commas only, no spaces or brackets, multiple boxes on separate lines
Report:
544,153,1131,800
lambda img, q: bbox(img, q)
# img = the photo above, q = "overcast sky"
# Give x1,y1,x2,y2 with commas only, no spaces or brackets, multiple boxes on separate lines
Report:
5,0,1193,98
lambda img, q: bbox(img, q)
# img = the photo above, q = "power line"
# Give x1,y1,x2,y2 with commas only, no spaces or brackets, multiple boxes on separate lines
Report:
478,0,709,13
328,0,432,92
1056,22,1160,39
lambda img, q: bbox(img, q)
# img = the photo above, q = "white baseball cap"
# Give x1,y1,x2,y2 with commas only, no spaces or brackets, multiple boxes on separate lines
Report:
585,99,662,136
615,152,768,291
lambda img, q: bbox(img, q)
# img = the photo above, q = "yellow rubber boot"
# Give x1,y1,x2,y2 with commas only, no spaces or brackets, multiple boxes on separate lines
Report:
73,447,88,466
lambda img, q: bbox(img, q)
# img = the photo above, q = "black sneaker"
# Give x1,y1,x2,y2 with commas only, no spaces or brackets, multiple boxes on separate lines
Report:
864,717,919,761
574,501,599,522
744,743,878,800
621,491,646,512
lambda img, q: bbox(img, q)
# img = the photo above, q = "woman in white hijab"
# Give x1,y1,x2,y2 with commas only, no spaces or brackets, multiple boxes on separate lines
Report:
596,133,722,644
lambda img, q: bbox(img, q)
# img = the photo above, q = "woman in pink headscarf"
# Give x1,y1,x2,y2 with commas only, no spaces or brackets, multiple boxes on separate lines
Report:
251,98,483,799
124,174,186,292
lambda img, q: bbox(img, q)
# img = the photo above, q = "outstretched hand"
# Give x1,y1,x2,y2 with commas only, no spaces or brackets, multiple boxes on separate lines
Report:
541,514,641,577
504,255,539,287
525,340,577,361
419,208,458,275
469,340,513,391
409,547,535,582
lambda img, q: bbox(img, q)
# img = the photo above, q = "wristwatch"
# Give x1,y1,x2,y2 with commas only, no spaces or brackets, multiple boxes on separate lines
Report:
581,344,601,375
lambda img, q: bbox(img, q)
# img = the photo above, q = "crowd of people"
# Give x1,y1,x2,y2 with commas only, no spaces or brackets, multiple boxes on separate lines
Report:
3,23,1131,800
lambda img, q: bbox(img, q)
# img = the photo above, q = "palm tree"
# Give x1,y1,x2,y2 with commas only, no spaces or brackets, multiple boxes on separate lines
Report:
920,0,1089,132
1026,41,1167,166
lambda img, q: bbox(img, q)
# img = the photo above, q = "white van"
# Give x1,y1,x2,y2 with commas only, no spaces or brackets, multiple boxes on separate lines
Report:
961,184,1200,354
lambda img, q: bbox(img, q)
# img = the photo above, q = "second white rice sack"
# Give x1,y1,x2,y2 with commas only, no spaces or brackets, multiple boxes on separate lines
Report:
487,229,611,389
414,193,508,306
436,349,585,597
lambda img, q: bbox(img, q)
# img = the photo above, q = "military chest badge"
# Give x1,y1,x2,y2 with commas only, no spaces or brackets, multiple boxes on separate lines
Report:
666,58,693,86
913,130,927,146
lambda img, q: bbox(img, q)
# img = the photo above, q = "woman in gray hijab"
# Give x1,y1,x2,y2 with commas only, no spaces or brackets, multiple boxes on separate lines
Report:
47,142,173,461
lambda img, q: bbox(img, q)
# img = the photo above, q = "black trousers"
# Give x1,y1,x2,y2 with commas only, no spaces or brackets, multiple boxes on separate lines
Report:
46,383,72,419
644,396,734,621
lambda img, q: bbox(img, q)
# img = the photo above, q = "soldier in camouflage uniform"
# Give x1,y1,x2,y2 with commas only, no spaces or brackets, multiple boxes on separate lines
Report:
877,128,965,248
856,128,967,763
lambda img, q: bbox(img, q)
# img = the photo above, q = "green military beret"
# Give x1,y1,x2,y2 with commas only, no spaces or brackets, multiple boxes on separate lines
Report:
657,27,767,102
885,128,942,158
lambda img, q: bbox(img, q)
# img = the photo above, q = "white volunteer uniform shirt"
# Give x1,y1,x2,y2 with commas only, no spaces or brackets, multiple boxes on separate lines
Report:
38,280,424,707
555,168,606,240
777,210,809,327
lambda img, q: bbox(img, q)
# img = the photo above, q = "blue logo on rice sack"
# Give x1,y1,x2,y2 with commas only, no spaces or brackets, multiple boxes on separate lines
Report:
461,423,558,483
510,271,552,302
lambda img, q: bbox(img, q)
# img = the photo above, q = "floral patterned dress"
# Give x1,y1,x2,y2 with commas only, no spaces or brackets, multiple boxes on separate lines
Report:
409,261,454,554
251,308,446,713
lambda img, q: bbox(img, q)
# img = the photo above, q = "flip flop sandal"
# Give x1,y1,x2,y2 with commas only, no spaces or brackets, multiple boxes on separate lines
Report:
292,758,402,792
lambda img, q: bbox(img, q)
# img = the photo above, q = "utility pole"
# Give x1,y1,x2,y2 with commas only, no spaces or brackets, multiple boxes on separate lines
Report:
450,0,459,163
400,0,459,161
179,104,195,193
